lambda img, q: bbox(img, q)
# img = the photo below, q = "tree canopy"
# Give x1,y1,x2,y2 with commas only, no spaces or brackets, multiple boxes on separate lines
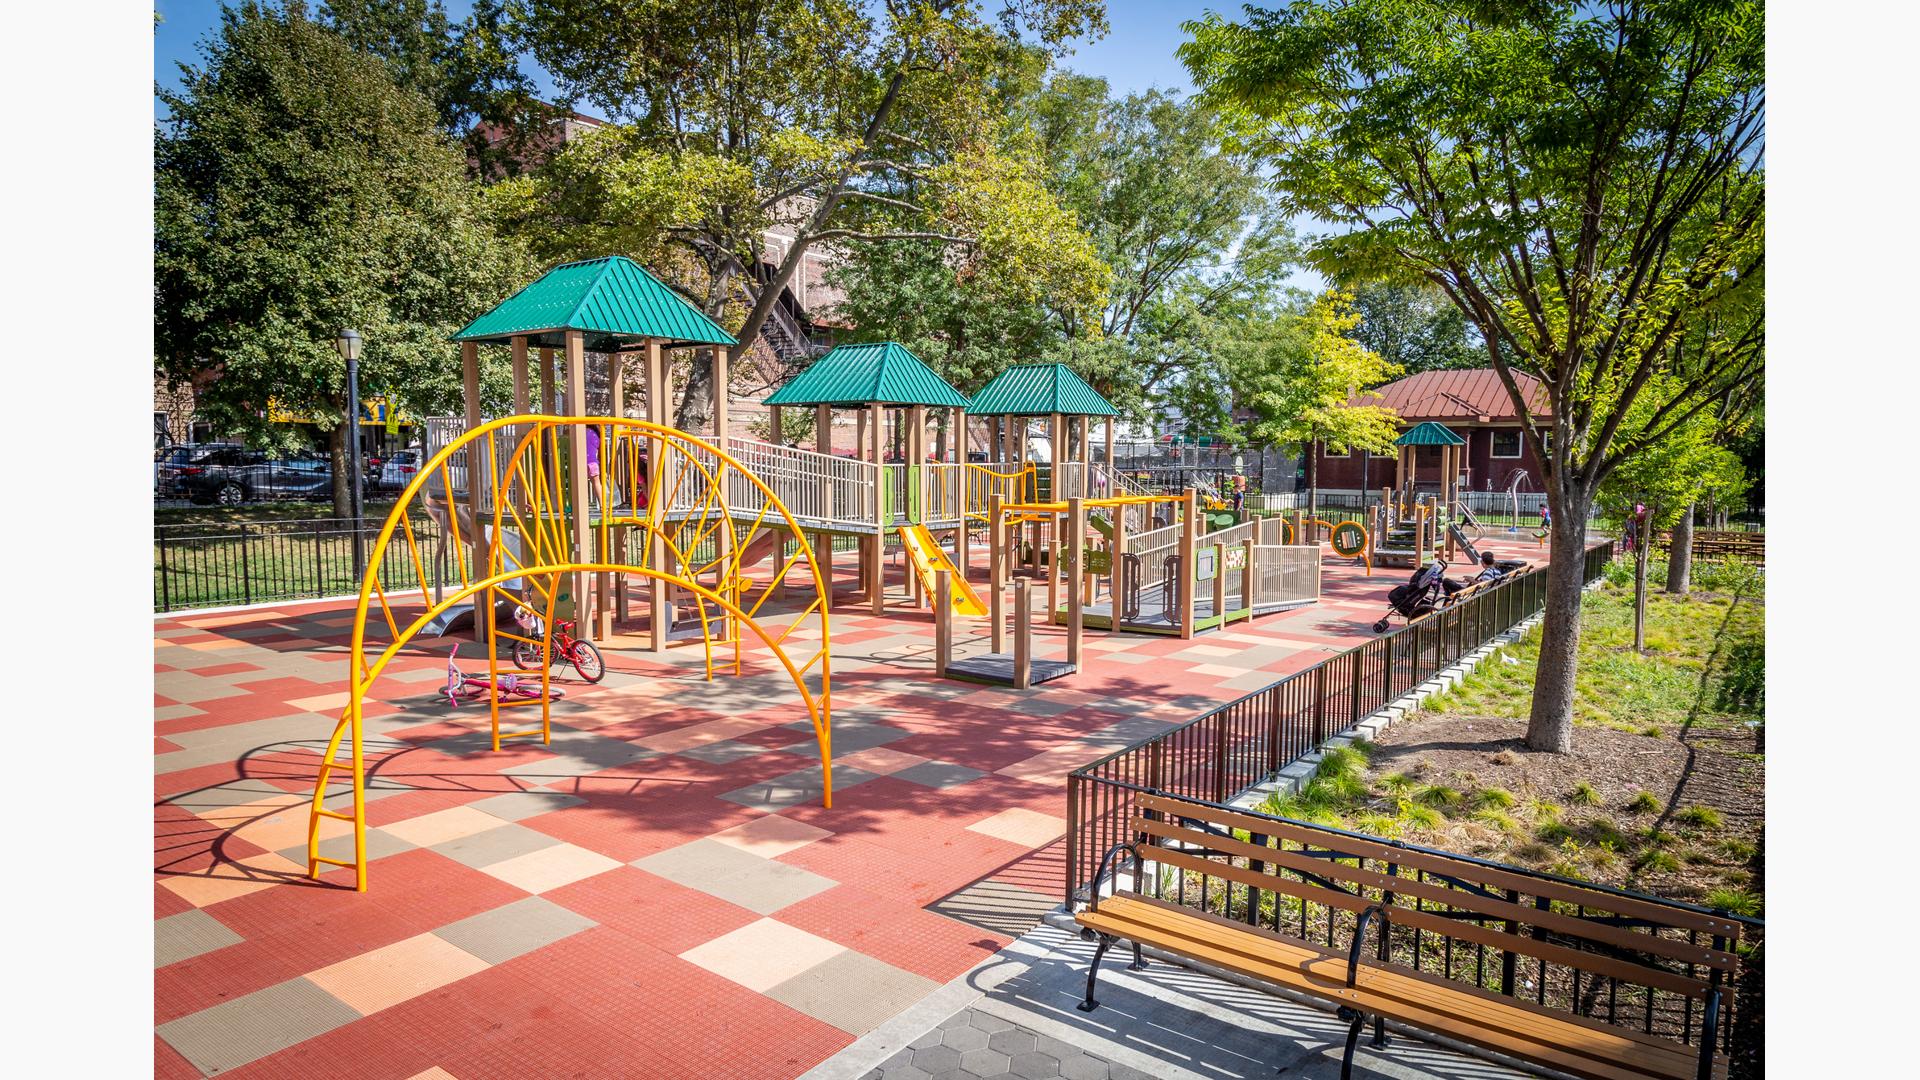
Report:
155,3,527,510
1184,0,1764,751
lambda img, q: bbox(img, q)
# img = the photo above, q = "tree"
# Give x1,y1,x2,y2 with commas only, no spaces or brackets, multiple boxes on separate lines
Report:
318,0,557,178
1598,404,1748,649
1344,281,1480,376
156,3,527,516
1235,291,1403,514
501,0,1111,428
1184,0,1764,751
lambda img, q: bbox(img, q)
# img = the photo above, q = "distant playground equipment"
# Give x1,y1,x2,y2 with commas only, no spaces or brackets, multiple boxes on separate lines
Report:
933,488,1323,688
309,256,835,892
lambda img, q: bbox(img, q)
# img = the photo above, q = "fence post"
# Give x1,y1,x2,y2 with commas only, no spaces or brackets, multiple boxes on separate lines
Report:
934,570,951,679
1349,645,1364,730
315,526,325,597
1313,663,1328,747
158,532,171,611
1013,577,1032,690
238,523,252,607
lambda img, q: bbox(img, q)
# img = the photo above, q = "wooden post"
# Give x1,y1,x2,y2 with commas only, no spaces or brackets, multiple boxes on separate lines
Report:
815,403,834,607
1013,576,1032,690
1242,538,1257,619
768,403,783,446
990,493,1006,654
537,348,556,414
1109,494,1128,634
1104,417,1115,497
908,403,927,607
510,336,529,414
646,341,670,652
1067,497,1085,668
605,348,626,633
1179,488,1198,639
934,570,951,679
563,331,594,641
1211,541,1227,629
868,401,885,614
711,346,733,639
952,407,969,572
460,341,486,644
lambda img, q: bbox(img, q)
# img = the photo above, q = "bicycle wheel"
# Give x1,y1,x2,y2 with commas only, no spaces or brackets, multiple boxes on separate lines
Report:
511,639,544,671
568,640,606,683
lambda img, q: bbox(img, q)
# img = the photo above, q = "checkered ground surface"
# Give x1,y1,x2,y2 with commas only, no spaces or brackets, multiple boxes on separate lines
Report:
155,535,1551,1078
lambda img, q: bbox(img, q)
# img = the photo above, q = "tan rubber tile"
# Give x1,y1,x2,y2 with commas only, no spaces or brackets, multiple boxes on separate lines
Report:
478,842,623,895
678,917,845,993
382,805,522,848
708,814,833,859
304,932,490,1016
965,807,1069,849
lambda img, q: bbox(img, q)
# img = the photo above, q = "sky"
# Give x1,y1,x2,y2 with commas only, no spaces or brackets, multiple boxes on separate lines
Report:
154,0,1226,114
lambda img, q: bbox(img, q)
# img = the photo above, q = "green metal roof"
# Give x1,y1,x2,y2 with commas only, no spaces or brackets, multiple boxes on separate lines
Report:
966,363,1117,417
452,256,737,351
763,342,969,408
1394,420,1466,447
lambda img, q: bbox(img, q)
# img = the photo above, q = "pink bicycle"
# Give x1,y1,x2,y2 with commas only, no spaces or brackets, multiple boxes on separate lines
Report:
444,647,565,706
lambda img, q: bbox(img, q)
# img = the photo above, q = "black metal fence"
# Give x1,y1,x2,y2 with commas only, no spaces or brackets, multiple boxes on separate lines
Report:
1066,539,1616,906
154,516,452,612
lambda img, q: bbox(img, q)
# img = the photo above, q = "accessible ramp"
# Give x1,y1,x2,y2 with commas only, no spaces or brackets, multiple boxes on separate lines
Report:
897,523,988,617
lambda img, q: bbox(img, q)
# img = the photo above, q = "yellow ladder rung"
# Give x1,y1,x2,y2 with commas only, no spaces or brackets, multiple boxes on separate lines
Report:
497,728,546,741
312,856,359,867
315,809,355,821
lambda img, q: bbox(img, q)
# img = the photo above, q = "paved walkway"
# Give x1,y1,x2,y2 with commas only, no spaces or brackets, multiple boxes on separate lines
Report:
805,922,1526,1080
154,535,1553,1078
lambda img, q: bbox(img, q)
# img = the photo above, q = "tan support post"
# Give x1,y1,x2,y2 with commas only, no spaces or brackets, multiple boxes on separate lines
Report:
1179,488,1198,639
989,493,1006,654
1211,541,1227,629
712,346,733,637
1104,416,1115,497
908,403,927,607
1242,538,1257,619
563,331,594,641
510,336,529,414
460,341,486,644
605,348,627,633
768,403,782,446
868,401,885,615
538,348,556,414
1066,497,1085,668
934,570,951,679
646,341,670,652
1012,577,1032,690
1109,494,1128,635
951,406,968,571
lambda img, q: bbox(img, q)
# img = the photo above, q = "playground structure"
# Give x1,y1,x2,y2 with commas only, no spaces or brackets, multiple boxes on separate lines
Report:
931,488,1324,687
307,258,835,891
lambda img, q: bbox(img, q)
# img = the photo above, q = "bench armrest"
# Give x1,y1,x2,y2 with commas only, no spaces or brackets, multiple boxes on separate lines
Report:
1084,840,1141,914
1695,985,1722,1080
1345,904,1389,989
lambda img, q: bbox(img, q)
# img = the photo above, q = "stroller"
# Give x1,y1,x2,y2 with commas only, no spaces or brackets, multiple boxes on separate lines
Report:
1373,558,1454,633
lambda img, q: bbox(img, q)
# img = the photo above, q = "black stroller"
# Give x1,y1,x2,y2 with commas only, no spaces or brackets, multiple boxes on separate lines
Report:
1373,558,1455,633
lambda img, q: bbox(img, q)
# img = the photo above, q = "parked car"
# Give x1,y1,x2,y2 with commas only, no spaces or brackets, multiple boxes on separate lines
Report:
179,448,334,505
377,449,422,492
155,443,242,497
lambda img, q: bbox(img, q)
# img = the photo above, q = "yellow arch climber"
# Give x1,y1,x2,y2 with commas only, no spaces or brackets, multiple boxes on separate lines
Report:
307,416,833,891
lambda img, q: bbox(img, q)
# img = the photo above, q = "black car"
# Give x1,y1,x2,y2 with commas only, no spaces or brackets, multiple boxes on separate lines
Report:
155,443,242,497
180,448,334,505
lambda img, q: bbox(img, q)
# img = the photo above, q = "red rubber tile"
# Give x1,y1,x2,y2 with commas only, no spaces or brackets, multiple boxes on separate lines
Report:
546,866,761,955
778,883,1009,983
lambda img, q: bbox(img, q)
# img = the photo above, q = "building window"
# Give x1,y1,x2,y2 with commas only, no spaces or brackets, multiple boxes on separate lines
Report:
1491,429,1522,458
1323,442,1354,458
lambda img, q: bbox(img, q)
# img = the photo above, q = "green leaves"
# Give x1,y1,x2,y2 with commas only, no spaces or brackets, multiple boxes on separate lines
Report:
1236,291,1404,455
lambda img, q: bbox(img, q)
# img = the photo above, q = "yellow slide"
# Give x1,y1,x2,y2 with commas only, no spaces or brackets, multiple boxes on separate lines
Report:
897,524,988,616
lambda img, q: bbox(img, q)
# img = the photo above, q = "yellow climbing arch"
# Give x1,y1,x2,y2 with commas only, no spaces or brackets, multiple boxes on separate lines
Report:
307,416,834,891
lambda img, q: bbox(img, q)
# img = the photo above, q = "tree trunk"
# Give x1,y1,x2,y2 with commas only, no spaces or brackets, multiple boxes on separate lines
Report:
1665,502,1694,594
329,422,353,520
1525,493,1593,753
1306,441,1319,520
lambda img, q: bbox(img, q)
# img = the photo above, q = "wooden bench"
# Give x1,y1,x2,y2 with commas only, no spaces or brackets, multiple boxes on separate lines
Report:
1074,793,1748,1080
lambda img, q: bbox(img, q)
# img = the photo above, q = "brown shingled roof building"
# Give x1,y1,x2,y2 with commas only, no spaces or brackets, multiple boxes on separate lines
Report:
1321,368,1552,495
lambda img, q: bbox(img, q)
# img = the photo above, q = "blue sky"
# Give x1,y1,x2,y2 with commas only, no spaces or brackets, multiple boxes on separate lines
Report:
154,0,1227,114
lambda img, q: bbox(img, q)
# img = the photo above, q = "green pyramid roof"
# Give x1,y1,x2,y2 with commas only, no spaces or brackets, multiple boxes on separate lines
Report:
1394,420,1466,447
452,256,736,351
966,363,1116,417
763,342,969,408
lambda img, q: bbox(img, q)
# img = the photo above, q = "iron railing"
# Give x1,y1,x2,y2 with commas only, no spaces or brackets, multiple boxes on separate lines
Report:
154,516,451,612
1066,539,1617,906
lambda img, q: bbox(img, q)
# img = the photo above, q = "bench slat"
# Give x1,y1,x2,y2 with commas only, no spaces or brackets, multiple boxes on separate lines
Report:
1140,843,1713,999
1135,793,1744,939
1081,897,1716,1080
1132,816,1735,972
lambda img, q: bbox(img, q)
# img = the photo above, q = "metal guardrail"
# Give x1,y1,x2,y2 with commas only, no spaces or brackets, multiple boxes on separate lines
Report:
1066,538,1618,907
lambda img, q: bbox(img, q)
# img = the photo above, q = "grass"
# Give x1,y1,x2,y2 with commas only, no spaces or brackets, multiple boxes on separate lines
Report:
1677,804,1725,830
1568,780,1602,806
1428,573,1765,738
1626,790,1662,814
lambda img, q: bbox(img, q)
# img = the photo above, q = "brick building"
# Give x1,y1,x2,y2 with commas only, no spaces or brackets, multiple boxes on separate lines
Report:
1316,368,1551,496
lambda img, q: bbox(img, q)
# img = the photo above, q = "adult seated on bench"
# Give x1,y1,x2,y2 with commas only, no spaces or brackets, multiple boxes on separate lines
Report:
1075,793,1750,1080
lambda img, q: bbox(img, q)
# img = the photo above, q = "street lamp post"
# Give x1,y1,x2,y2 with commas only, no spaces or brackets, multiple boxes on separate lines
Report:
337,329,366,579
